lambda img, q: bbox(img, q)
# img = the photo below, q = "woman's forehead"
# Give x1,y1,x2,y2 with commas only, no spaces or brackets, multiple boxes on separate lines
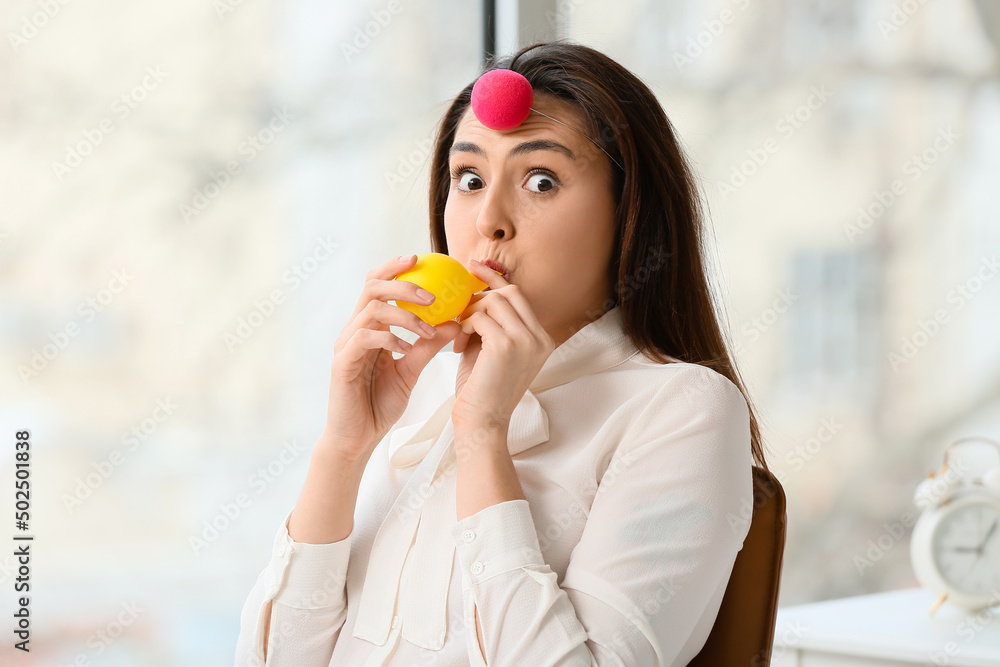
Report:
453,97,590,155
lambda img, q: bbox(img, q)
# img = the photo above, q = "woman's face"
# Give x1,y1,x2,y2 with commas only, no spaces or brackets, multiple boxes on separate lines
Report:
444,93,618,348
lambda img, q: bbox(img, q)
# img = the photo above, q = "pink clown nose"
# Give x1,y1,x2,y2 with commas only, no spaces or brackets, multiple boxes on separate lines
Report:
470,69,533,131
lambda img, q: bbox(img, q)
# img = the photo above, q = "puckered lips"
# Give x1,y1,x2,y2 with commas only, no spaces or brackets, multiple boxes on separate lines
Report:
479,258,511,283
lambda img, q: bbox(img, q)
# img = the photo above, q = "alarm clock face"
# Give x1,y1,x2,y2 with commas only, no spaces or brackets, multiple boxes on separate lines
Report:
932,498,1000,597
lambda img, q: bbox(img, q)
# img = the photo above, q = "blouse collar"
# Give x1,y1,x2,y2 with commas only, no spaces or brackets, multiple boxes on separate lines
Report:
352,304,640,652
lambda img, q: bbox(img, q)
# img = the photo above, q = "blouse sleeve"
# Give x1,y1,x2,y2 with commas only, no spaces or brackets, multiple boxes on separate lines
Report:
234,508,354,667
446,366,756,667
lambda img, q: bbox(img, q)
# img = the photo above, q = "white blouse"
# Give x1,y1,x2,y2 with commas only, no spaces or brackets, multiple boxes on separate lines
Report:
234,304,755,667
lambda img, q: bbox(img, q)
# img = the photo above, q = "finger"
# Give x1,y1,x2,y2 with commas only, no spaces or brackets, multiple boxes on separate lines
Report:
451,320,472,354
454,328,473,354
459,310,505,343
356,300,443,342
466,259,508,292
354,254,423,318
371,253,416,281
458,282,539,343
465,261,550,341
338,327,415,369
395,321,460,384
458,292,526,335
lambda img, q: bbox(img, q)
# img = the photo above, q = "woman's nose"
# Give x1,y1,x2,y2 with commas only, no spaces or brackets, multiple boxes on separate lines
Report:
475,186,514,239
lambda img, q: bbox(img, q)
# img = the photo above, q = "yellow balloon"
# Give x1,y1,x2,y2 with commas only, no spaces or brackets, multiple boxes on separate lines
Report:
393,253,492,326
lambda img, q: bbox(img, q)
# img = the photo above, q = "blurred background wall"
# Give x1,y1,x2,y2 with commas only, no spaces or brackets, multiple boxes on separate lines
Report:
1,0,998,664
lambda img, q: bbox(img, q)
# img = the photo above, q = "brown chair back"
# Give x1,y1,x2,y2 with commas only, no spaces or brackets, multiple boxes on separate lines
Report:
687,466,787,667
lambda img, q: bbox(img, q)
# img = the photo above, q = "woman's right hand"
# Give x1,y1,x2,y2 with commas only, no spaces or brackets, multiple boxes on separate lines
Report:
320,254,461,466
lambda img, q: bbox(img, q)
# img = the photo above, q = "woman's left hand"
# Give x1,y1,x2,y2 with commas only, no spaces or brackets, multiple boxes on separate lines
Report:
451,259,555,429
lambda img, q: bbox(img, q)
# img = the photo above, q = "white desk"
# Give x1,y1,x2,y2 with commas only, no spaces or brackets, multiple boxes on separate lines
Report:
770,588,1000,667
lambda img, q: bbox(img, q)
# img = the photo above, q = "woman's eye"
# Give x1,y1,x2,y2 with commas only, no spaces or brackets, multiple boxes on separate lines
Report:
525,172,557,194
457,172,483,192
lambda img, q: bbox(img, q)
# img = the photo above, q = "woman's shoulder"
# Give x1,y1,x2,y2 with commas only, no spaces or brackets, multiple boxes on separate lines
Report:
617,355,752,467
625,352,746,405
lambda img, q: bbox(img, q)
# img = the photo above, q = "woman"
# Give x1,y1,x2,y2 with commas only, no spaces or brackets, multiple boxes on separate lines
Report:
235,40,769,667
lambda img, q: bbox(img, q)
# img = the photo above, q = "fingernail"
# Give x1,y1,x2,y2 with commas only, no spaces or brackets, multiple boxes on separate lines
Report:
416,288,435,303
399,254,414,262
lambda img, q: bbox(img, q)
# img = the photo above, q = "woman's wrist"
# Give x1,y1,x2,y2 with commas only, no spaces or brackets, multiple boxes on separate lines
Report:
314,430,373,476
452,419,510,460
286,436,368,544
452,411,511,438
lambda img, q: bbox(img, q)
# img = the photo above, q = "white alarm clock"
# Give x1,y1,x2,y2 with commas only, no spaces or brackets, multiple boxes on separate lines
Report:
910,437,1000,614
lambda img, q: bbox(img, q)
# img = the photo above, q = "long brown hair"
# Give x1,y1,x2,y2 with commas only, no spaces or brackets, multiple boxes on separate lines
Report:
427,40,770,473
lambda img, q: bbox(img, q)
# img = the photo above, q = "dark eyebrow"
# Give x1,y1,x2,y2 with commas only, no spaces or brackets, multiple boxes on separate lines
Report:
449,139,577,161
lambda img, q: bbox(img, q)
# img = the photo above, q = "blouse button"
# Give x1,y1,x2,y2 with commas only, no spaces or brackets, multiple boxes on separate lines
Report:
462,529,476,543
471,561,484,575
392,615,400,629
